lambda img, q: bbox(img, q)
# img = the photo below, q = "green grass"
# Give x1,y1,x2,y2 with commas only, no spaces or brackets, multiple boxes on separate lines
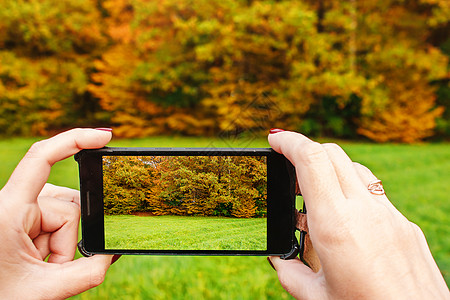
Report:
0,136,448,299
105,215,267,250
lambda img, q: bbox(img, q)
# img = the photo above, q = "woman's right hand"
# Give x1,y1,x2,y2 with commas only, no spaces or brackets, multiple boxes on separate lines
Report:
268,130,449,299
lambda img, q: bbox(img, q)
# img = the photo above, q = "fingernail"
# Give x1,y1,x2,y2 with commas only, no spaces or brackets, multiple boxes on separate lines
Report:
95,128,113,132
269,128,285,134
111,254,121,265
267,257,276,271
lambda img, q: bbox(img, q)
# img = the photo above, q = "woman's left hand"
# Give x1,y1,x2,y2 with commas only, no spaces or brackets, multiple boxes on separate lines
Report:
0,128,114,299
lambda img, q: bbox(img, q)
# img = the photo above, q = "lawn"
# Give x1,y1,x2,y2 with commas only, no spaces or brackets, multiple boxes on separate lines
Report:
105,215,267,251
0,135,448,299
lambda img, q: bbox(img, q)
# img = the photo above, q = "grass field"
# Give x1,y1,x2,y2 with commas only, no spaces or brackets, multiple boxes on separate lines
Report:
105,215,267,250
0,135,448,299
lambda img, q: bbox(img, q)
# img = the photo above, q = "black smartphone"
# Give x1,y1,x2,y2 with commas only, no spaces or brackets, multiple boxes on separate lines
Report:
75,147,297,256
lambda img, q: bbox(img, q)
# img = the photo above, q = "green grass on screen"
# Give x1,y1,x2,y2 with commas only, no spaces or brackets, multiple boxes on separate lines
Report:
105,215,267,251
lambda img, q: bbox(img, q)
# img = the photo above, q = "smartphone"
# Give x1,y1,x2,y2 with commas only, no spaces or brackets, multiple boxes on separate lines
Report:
75,147,297,256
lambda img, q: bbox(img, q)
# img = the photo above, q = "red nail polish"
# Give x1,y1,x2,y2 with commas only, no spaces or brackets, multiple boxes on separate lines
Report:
111,254,121,265
269,128,285,134
95,128,113,132
267,257,276,271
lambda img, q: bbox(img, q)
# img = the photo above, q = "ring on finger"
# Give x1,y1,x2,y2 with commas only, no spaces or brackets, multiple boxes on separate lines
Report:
367,180,385,195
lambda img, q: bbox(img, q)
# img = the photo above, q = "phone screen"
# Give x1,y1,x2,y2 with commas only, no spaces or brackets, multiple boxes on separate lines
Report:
102,155,268,251
76,147,296,256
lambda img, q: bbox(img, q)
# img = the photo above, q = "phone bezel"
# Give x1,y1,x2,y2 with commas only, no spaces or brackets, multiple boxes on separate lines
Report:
75,147,296,256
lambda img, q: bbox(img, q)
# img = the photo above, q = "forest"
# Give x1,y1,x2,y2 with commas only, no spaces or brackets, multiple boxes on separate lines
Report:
103,155,267,218
0,0,449,142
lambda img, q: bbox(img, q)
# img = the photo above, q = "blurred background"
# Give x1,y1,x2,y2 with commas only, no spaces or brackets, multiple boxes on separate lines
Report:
0,0,449,142
0,0,449,298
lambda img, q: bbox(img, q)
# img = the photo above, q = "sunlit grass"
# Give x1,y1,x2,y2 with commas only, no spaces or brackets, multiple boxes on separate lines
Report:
105,215,267,251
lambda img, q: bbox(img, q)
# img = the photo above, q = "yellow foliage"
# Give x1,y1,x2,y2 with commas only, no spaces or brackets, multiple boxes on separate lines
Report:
0,0,448,141
358,93,444,143
357,44,447,142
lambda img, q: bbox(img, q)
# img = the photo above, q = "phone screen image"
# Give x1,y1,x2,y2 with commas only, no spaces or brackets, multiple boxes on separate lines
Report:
102,155,268,251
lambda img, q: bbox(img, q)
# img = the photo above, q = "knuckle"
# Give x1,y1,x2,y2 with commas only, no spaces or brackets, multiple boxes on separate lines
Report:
277,270,288,286
26,140,47,159
353,162,372,175
72,201,81,218
315,216,351,246
55,200,81,226
322,142,342,153
323,143,352,163
70,128,86,137
393,222,419,246
375,211,422,244
66,201,81,223
276,267,292,289
353,162,366,170
409,222,422,233
408,222,426,240
297,142,327,165
89,265,107,287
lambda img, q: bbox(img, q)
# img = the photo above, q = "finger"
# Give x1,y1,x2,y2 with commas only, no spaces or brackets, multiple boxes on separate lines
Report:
39,184,81,206
33,233,51,260
352,162,408,219
269,256,326,299
37,197,80,264
322,143,368,200
42,255,113,299
268,131,346,215
352,162,379,187
4,128,112,203
353,162,396,206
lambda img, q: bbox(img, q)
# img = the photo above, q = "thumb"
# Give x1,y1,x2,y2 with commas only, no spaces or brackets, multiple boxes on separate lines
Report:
269,256,326,300
43,255,113,299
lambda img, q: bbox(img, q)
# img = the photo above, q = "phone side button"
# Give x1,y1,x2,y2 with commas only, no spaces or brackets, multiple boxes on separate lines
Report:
86,191,91,216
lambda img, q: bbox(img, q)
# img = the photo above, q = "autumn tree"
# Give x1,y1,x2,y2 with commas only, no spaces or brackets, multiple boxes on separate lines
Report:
348,0,448,142
148,155,267,218
104,155,267,218
88,0,448,142
0,0,448,142
0,0,107,136
103,156,158,214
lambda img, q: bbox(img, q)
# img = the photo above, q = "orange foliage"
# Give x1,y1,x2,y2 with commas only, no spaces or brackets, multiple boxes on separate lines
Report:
0,0,107,135
103,155,267,218
0,0,448,142
88,0,448,142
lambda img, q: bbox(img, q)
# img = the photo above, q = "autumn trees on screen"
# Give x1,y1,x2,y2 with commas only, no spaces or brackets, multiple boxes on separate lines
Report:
0,0,449,142
103,156,267,218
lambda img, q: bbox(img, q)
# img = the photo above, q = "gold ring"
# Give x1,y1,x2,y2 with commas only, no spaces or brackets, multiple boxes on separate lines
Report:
368,180,385,195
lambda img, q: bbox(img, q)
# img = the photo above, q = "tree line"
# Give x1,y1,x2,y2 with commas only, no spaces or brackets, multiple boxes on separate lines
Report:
0,0,449,142
103,155,267,218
